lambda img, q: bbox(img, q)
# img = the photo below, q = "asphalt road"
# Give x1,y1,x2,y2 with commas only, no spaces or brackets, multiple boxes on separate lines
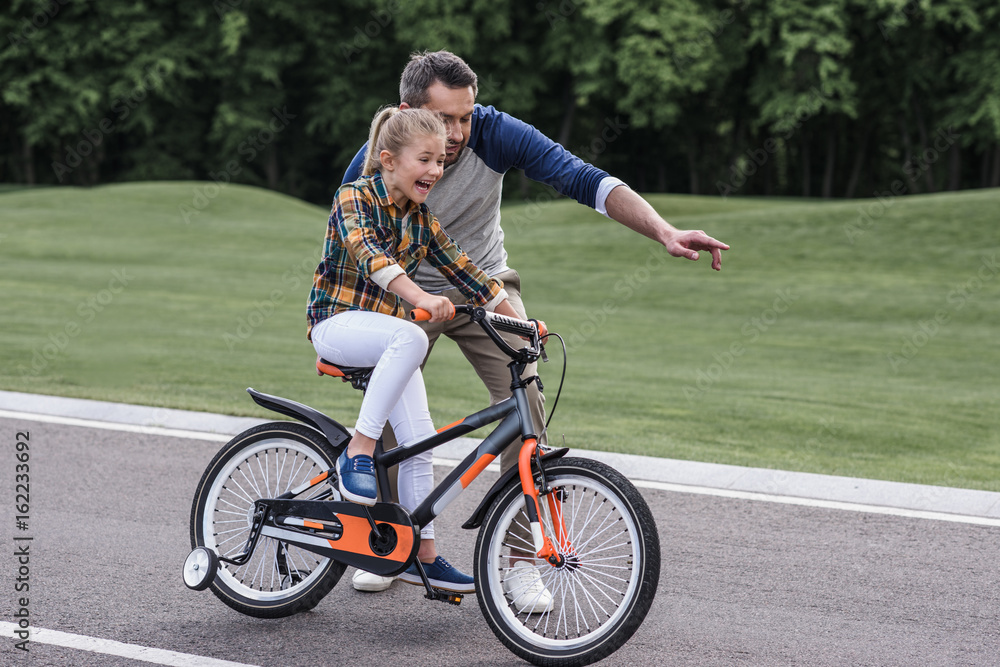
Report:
2,416,998,666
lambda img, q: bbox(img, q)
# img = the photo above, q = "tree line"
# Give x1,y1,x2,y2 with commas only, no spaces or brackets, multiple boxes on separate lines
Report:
2,0,998,206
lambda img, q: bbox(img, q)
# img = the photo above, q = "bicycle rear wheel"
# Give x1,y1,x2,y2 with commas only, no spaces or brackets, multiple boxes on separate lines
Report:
474,457,660,667
190,421,347,618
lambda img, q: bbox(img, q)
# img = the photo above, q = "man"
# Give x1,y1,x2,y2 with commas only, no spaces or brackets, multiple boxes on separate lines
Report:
344,51,729,607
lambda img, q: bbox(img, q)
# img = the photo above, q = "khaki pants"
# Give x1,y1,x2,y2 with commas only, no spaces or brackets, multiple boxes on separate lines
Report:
381,268,547,504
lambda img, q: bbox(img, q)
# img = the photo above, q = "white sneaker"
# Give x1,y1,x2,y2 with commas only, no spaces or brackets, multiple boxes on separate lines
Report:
503,562,554,614
352,569,395,592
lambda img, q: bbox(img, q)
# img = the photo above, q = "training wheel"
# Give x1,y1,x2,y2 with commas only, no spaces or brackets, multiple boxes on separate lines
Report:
183,547,219,591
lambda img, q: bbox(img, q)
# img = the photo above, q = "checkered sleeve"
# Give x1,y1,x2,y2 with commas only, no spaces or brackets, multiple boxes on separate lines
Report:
333,185,398,281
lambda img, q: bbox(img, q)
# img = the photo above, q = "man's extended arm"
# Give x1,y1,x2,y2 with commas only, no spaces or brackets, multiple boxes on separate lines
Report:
478,107,730,269
604,185,730,271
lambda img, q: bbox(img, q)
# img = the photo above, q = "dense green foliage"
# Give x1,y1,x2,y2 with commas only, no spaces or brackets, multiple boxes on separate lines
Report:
2,0,999,204
2,183,998,490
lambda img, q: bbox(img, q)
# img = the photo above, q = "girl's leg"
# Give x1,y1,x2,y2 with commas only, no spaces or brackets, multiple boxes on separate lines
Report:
313,311,463,581
386,371,437,555
312,311,430,446
312,311,430,504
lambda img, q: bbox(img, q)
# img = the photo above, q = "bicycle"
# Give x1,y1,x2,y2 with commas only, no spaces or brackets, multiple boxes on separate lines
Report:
183,304,660,666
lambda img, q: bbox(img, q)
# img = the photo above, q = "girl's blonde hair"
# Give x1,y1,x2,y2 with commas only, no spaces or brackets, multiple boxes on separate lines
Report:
362,106,447,176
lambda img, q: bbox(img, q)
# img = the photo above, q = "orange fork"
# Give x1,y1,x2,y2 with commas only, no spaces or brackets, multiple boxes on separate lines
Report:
517,438,571,566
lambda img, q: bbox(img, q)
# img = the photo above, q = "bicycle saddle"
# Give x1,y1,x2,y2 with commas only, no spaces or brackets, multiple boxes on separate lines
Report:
316,357,374,391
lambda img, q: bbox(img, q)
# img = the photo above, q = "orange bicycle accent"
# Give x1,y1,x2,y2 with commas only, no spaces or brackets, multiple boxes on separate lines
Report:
334,514,413,562
518,438,560,564
409,303,455,322
546,488,573,553
316,358,346,377
308,471,329,486
436,417,465,433
460,452,496,488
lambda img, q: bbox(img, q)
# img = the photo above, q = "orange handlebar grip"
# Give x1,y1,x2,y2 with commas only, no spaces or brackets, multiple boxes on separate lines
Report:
409,303,456,322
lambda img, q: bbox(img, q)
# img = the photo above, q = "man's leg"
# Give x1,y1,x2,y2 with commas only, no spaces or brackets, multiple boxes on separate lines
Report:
442,270,547,456
436,270,547,560
440,269,553,612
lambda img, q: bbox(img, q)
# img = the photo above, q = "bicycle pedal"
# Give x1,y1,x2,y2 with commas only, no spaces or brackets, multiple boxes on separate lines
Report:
426,589,463,605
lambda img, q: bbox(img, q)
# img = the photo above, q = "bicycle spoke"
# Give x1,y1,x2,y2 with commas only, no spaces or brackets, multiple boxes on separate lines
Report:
574,566,628,601
272,449,286,496
575,570,603,631
568,573,585,637
198,434,345,606
237,463,264,500
216,495,251,513
285,455,312,495
480,460,658,661
268,540,279,591
255,453,270,498
216,530,249,550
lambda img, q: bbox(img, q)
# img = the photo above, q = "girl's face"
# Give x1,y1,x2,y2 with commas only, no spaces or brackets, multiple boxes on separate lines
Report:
380,134,446,208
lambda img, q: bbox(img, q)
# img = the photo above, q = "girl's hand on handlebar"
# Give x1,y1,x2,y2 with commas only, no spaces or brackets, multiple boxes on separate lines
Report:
386,275,454,322
413,294,455,323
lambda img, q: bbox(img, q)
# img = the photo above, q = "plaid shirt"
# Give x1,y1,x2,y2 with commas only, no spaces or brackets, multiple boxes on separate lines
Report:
307,172,502,336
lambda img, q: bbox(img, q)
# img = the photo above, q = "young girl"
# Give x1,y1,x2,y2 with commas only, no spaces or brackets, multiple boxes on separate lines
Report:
307,106,522,592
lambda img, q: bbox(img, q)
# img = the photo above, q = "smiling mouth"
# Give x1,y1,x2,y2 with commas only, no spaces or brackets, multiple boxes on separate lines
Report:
415,180,434,194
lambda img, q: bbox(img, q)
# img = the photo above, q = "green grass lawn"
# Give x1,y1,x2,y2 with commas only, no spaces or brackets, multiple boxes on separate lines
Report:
2,182,998,490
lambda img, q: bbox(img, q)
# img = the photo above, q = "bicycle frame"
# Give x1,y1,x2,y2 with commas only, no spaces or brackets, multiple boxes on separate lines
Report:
379,396,521,528
238,306,570,580
186,304,661,663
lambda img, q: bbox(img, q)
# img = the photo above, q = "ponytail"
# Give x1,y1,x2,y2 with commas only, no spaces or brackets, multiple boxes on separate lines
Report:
361,106,447,176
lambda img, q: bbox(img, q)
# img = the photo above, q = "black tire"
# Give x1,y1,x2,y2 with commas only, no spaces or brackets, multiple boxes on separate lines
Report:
190,421,348,618
474,458,660,667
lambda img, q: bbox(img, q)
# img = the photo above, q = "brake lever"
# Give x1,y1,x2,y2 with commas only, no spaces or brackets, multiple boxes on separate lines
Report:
529,319,549,362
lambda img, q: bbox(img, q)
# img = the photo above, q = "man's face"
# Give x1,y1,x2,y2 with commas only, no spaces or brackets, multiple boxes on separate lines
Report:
404,81,474,167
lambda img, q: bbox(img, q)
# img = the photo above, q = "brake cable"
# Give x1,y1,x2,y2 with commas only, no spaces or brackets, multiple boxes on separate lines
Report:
536,332,567,440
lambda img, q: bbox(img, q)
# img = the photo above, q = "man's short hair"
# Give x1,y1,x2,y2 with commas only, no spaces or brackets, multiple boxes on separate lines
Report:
400,50,478,108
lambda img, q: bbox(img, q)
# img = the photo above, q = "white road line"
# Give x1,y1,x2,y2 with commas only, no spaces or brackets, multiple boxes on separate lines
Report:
0,409,230,442
0,622,259,667
631,479,1000,527
5,408,999,527
428,456,1000,527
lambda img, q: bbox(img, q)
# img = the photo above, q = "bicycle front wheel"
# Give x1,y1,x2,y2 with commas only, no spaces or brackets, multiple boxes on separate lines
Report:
474,457,660,667
190,421,347,618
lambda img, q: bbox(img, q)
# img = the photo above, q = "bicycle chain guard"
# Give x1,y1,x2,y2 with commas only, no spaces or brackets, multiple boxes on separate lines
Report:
256,499,420,577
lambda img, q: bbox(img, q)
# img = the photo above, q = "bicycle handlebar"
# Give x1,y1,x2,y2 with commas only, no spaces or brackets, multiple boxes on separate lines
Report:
409,304,544,362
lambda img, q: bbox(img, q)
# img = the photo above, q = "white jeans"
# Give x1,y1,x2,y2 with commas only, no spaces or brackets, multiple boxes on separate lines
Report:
312,311,436,539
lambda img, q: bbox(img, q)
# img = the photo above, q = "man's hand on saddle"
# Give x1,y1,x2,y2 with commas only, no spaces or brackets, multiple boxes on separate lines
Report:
663,229,730,271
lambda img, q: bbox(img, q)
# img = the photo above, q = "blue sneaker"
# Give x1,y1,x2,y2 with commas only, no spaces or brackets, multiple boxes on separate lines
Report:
336,450,377,506
399,556,475,593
